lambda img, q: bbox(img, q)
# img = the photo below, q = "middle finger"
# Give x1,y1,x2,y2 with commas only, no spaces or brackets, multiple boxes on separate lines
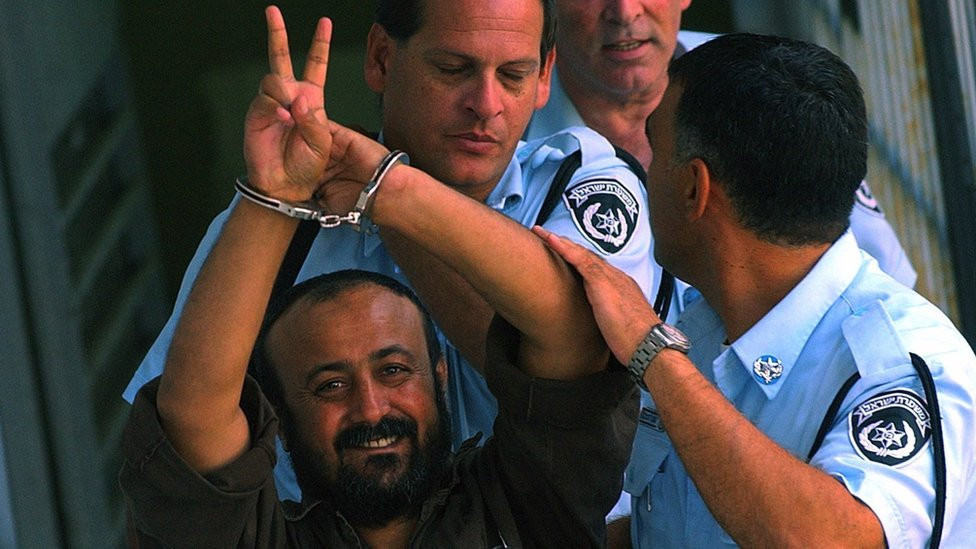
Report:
302,17,332,90
265,5,294,79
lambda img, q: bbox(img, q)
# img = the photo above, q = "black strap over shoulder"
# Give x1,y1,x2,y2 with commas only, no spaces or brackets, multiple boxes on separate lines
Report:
807,372,862,460
532,145,647,227
533,149,582,227
611,145,647,182
533,145,674,319
911,353,946,549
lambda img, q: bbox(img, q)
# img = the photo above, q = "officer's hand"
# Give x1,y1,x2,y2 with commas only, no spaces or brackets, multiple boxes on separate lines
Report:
533,226,659,364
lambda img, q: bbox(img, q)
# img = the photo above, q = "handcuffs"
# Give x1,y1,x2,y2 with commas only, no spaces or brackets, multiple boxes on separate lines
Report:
235,150,409,231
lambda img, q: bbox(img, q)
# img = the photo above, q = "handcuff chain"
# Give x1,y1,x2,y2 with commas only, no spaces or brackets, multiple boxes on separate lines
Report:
315,211,361,228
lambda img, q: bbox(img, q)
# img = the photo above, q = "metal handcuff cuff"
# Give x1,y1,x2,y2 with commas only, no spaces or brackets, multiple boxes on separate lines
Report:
234,150,410,231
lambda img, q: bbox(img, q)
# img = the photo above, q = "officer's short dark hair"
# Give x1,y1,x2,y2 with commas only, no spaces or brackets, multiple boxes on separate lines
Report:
251,269,442,414
375,0,556,67
668,33,867,245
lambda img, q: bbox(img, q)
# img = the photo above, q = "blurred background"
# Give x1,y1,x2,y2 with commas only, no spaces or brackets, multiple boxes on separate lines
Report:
0,0,972,546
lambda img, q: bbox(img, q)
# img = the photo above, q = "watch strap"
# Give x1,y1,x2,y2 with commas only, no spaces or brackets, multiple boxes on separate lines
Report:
627,322,690,391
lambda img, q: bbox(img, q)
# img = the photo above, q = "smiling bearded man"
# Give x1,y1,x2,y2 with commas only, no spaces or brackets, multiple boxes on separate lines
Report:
250,273,454,528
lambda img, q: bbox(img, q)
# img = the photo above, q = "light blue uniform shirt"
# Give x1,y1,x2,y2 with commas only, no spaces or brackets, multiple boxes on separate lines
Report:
627,232,976,547
850,181,917,287
122,126,655,502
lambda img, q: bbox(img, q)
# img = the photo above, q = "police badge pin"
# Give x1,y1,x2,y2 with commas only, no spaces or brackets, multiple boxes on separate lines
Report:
753,355,783,384
562,178,639,255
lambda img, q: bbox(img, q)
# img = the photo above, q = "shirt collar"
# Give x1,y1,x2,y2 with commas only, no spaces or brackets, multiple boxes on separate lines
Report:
727,231,862,399
483,151,524,211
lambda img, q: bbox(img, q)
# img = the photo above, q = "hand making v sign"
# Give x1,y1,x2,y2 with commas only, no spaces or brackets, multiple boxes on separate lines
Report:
243,6,389,211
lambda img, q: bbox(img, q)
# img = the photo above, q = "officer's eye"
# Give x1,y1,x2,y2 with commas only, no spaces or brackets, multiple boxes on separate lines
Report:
501,70,528,82
436,64,467,75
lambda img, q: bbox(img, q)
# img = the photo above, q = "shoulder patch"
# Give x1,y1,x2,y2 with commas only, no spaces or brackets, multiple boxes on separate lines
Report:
562,177,640,255
854,181,884,217
848,389,931,467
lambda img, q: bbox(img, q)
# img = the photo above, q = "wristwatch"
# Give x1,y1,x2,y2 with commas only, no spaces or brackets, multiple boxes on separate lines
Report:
627,322,691,391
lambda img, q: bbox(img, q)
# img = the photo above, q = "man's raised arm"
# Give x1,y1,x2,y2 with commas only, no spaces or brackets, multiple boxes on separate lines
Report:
153,7,331,472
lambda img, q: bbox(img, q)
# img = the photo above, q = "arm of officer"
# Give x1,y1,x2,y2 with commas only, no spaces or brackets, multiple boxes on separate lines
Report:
362,169,605,380
379,230,496,374
154,8,332,472
537,228,885,547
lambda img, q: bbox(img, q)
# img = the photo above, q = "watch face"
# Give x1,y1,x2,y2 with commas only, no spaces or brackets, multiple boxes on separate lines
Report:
658,322,690,346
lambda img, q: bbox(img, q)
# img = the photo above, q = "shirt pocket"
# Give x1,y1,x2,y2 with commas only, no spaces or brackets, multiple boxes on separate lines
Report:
624,407,673,496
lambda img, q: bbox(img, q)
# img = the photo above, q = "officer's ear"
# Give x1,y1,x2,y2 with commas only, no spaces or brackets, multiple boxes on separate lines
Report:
364,23,393,94
534,47,556,110
685,157,711,222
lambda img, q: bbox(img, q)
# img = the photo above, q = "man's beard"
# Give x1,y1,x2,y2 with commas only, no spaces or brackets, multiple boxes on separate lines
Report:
283,386,452,529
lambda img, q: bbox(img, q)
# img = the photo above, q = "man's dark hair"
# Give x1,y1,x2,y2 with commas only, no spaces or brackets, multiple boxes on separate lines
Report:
251,269,443,414
668,33,867,245
375,0,556,66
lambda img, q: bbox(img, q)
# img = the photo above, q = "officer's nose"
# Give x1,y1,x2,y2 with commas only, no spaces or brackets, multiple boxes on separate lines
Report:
465,74,504,121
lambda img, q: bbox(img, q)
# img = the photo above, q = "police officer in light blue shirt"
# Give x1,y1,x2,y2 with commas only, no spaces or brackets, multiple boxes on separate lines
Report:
537,33,975,547
530,4,915,526
123,0,654,504
623,231,974,547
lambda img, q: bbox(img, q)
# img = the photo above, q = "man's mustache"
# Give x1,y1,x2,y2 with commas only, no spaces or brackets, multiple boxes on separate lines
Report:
334,416,418,452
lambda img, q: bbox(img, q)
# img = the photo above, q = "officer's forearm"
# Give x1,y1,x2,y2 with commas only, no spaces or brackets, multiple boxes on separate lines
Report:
643,349,886,547
380,228,494,373
370,165,607,380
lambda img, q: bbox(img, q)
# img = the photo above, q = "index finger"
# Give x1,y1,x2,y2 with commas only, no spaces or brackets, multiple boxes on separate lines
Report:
265,5,294,78
302,17,332,87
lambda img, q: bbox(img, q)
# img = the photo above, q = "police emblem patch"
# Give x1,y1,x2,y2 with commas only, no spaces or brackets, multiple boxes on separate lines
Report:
854,181,884,216
562,178,639,255
848,389,931,467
